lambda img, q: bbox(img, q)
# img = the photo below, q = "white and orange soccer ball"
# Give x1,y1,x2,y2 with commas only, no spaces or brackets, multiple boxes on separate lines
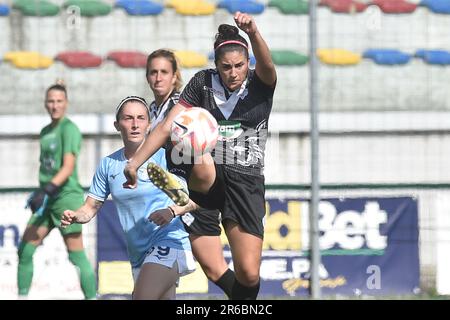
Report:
170,107,219,155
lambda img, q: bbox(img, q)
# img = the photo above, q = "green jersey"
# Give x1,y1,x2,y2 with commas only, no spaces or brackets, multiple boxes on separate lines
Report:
39,117,83,197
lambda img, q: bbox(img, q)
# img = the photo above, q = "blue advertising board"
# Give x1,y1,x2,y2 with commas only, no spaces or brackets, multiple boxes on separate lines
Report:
97,196,419,297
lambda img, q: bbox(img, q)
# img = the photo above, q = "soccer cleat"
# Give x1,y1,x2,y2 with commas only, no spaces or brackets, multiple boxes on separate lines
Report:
147,162,189,206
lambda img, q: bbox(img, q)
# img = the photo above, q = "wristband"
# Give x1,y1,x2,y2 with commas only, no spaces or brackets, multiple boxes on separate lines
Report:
43,182,59,197
168,206,176,219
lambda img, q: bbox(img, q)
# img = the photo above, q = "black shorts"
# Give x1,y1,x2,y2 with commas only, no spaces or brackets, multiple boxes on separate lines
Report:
181,208,222,236
189,164,266,239
167,148,223,236
166,147,193,182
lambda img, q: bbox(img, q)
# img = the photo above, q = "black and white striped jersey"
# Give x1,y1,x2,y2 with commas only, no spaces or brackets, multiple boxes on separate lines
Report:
180,69,275,176
149,91,180,131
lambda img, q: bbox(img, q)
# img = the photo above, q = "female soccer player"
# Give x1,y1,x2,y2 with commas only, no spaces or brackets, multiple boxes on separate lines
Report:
61,96,196,299
145,49,234,298
124,12,277,299
18,81,96,299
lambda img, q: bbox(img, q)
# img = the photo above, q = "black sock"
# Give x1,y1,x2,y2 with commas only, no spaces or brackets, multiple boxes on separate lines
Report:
231,279,260,300
213,269,235,299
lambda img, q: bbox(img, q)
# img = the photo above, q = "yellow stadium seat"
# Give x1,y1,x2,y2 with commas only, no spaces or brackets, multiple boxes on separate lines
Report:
168,0,216,15
175,51,208,68
317,49,361,65
165,0,182,8
3,51,53,69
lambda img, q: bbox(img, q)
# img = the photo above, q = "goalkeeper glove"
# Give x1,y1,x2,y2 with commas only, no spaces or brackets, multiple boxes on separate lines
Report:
25,182,59,216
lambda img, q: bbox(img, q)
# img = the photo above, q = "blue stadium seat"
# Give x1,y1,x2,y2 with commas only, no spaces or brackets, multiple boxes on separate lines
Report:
0,4,10,16
115,0,164,15
420,0,450,14
415,49,450,65
218,0,265,14
363,49,411,65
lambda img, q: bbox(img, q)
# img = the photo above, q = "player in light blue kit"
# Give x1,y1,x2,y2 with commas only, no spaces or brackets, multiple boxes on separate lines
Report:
60,96,197,299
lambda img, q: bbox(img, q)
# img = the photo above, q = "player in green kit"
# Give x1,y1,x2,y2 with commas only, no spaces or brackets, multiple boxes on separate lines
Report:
18,81,96,299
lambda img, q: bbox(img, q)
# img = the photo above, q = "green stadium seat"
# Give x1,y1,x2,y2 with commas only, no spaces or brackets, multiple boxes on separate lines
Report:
4,51,53,69
107,51,148,68
55,51,103,68
13,0,60,17
63,0,112,17
270,50,308,66
318,49,362,65
268,0,309,15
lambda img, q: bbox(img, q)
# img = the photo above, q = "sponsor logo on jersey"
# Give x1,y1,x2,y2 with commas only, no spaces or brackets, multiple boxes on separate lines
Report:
217,120,243,140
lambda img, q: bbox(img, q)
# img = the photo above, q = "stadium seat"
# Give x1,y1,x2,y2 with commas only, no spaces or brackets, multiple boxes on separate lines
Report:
13,0,60,16
371,0,417,14
167,0,216,15
4,51,53,69
55,51,102,68
420,0,450,14
317,49,361,65
268,0,309,14
115,0,164,15
363,49,411,65
107,51,148,68
63,0,112,17
174,51,208,68
0,4,10,16
218,0,265,14
415,49,450,65
270,50,308,65
319,0,368,13
166,0,181,8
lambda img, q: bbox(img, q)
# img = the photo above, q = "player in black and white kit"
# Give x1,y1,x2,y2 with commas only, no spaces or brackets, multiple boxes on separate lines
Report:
124,12,276,300
145,49,229,297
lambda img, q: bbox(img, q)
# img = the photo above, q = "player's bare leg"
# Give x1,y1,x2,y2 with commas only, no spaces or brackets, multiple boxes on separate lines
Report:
133,262,179,300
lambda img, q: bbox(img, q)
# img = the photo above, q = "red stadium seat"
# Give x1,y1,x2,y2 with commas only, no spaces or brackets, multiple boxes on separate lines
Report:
320,0,368,13
107,51,147,68
371,0,417,14
55,51,102,68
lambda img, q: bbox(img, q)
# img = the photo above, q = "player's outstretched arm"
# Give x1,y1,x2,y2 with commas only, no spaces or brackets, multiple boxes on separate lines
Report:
61,196,103,228
234,11,276,87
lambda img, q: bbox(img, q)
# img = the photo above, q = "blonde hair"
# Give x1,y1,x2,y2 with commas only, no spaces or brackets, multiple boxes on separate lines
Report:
46,79,67,100
146,49,182,92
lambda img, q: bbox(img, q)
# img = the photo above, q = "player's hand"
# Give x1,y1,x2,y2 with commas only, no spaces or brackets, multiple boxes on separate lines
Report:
234,11,257,36
25,182,58,215
26,190,48,214
61,210,76,228
148,207,176,226
123,163,137,189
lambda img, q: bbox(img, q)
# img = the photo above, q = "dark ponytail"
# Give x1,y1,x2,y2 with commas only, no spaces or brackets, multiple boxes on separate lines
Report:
214,24,249,63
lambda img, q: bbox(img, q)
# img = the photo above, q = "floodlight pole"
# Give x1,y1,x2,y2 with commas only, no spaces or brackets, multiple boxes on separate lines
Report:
309,0,322,299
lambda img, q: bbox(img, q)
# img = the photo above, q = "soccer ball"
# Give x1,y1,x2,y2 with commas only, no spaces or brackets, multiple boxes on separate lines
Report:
170,107,219,155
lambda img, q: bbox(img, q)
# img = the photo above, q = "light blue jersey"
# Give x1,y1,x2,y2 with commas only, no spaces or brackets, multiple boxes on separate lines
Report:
88,148,191,268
